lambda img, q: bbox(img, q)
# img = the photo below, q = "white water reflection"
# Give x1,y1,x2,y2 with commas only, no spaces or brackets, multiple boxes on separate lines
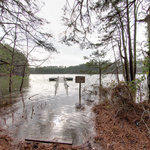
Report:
0,74,148,145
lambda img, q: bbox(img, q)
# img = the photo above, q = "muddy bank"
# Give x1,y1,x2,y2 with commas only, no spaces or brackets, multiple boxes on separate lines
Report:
93,101,150,150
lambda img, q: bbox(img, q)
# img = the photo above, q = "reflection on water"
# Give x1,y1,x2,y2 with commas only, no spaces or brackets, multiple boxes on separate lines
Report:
0,74,97,145
54,77,69,96
0,76,29,107
54,77,59,95
0,74,148,145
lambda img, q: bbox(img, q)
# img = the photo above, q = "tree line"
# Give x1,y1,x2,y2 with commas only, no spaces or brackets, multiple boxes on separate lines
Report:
30,61,143,74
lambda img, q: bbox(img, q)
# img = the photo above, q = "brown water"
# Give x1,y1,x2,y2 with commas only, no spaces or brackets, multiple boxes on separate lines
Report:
0,74,148,145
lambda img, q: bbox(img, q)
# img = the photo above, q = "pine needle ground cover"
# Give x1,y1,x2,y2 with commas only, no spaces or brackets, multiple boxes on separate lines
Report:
93,100,150,150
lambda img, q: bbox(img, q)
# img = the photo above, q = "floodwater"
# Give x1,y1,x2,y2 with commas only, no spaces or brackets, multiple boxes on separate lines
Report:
0,74,100,145
0,74,148,145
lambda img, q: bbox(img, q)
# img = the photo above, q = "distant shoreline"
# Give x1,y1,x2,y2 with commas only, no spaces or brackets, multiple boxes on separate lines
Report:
29,73,145,75
0,73,145,76
29,73,124,75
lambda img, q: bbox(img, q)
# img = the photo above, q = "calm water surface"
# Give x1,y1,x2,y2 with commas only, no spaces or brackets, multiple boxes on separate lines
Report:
0,74,148,145
0,74,100,145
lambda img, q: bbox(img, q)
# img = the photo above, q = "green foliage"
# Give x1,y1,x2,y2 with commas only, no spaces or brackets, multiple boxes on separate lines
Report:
30,64,92,74
129,75,145,92
143,56,150,75
0,44,28,76
30,60,144,75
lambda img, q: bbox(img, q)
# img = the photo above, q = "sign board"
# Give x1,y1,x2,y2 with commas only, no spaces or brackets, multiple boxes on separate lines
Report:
75,76,85,83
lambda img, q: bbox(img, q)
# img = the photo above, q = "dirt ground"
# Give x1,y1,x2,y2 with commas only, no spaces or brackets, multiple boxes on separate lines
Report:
93,100,150,150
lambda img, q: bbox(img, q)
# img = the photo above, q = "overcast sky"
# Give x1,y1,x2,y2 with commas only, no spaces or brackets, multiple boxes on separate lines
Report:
36,0,91,67
36,0,147,67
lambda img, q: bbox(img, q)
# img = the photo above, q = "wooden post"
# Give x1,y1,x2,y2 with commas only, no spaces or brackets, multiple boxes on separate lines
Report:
79,83,81,105
75,76,85,108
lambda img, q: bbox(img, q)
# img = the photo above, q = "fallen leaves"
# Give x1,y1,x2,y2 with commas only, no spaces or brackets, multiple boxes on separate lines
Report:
93,100,150,150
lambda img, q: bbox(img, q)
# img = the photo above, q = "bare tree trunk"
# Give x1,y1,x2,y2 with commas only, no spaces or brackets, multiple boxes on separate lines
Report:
112,40,120,83
117,39,126,81
99,62,102,87
118,15,129,82
19,64,27,92
133,1,137,80
126,0,134,81
147,14,150,102
20,26,29,92
114,5,129,82
121,27,129,82
8,10,19,93
99,62,102,99
9,27,17,93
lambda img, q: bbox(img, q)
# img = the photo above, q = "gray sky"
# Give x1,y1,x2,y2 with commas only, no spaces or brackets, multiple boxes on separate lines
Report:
37,0,91,67
37,0,147,67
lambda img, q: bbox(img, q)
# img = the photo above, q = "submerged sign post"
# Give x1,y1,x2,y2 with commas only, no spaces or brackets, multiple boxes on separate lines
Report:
75,76,85,108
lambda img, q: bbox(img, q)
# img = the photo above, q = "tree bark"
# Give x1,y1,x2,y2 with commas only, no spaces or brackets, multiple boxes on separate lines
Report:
112,40,119,83
8,10,19,93
99,62,102,99
116,8,129,82
133,1,137,80
19,63,27,92
99,62,102,87
117,39,126,81
20,26,29,92
126,0,134,81
120,23,129,82
113,4,129,82
147,14,150,101
9,28,17,93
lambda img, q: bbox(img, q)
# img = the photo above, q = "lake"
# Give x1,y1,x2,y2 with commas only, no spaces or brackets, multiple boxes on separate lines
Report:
0,74,148,145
